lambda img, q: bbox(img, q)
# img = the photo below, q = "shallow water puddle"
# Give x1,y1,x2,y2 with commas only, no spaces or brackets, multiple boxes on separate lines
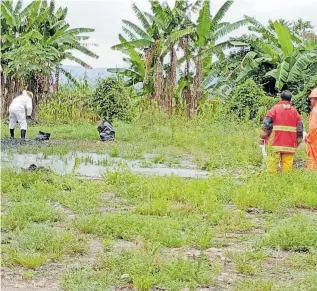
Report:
1,151,209,179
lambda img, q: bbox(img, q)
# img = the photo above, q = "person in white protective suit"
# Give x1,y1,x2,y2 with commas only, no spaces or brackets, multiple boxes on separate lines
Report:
9,90,33,139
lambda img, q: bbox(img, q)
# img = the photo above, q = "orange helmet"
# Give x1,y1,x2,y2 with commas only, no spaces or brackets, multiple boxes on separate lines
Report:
309,88,317,98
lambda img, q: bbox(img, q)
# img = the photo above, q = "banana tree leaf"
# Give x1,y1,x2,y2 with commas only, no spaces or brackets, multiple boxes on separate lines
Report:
197,0,211,46
266,60,289,90
287,52,316,83
273,21,294,58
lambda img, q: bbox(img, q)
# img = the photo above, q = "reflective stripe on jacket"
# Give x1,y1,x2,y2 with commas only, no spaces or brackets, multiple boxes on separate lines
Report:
264,101,302,154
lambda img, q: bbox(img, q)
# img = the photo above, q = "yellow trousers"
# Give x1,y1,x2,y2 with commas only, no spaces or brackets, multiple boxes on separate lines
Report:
268,153,294,173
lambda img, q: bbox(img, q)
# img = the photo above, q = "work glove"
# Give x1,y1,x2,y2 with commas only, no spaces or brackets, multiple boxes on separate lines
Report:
259,139,265,146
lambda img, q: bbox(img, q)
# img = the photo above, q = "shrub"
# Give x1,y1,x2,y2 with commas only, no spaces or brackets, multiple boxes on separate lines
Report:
292,73,317,114
255,96,279,123
228,79,275,120
92,76,135,122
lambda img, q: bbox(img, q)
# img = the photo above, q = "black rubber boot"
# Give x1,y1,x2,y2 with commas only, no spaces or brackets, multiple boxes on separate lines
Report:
21,129,26,140
10,129,15,138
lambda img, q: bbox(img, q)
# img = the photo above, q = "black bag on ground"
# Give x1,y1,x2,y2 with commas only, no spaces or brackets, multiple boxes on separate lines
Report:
35,131,51,141
97,121,115,141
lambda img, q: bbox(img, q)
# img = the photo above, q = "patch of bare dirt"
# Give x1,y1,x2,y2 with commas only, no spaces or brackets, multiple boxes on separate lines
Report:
1,236,105,291
1,265,62,291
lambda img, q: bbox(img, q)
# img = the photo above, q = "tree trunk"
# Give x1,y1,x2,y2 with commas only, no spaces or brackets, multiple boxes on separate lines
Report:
55,64,60,91
143,48,153,102
1,77,15,118
183,86,192,119
192,55,203,117
0,70,5,119
153,57,163,107
166,46,177,116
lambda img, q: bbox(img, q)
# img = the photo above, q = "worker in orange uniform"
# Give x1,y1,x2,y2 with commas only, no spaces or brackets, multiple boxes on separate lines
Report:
260,90,303,173
305,88,317,171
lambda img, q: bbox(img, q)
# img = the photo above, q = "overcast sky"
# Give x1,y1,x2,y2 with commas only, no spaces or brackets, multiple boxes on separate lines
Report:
36,0,317,68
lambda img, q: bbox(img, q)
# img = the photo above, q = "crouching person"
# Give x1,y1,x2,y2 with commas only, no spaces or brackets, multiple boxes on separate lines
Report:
9,90,33,140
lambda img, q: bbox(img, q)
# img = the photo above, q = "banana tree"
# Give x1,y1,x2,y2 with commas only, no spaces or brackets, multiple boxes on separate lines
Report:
178,0,248,117
1,0,98,90
108,47,146,87
238,20,317,91
0,0,98,117
111,1,195,112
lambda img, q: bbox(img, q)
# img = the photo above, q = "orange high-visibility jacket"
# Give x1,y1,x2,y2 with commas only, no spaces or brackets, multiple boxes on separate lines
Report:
307,105,317,170
261,101,302,154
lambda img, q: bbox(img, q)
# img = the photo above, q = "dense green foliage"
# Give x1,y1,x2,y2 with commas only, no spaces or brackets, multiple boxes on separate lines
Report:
1,0,97,80
109,0,248,116
1,0,316,118
228,79,277,120
107,1,316,116
92,77,135,122
237,20,317,92
293,73,317,114
0,0,98,118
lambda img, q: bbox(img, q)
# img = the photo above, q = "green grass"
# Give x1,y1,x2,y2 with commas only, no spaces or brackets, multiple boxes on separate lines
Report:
11,224,87,258
285,252,317,271
22,270,37,280
5,249,49,269
62,248,221,291
1,169,108,214
1,122,98,140
234,273,317,291
2,201,63,231
234,279,276,291
74,213,216,249
227,249,268,275
104,170,235,212
2,224,87,269
261,215,317,251
1,165,316,289
1,109,315,290
233,170,317,212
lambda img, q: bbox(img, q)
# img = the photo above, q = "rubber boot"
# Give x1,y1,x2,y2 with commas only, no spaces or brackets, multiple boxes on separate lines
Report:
10,129,15,139
21,129,26,140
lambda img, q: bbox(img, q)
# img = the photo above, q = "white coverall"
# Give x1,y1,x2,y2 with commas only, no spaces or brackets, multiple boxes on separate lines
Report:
9,91,33,130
